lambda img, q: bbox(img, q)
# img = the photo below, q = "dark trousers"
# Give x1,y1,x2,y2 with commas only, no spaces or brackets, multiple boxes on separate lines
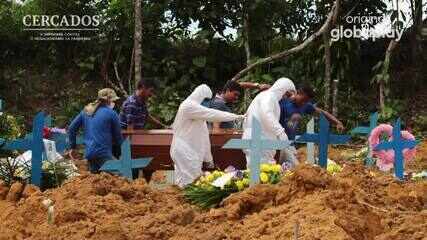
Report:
88,158,108,173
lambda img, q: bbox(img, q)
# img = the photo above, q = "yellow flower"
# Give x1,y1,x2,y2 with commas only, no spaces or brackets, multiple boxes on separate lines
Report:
260,163,270,172
236,180,245,191
327,163,342,174
260,172,269,183
213,170,222,178
242,178,250,186
206,174,214,183
271,164,282,173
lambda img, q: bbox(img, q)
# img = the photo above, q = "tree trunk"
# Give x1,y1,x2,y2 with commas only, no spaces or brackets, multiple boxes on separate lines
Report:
379,40,398,110
410,0,423,87
134,0,142,87
323,31,331,111
128,47,135,93
379,79,385,110
332,78,339,116
243,11,251,66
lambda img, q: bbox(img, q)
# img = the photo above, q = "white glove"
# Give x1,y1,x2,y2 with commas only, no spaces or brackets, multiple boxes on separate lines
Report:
205,161,215,169
237,113,247,120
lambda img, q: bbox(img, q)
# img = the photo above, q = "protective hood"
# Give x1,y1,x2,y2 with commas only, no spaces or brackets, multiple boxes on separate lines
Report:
187,84,213,104
266,77,296,101
170,84,241,187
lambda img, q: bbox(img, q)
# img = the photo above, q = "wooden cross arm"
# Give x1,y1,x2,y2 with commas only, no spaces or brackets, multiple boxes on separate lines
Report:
100,158,152,172
261,140,292,150
350,126,371,135
295,133,319,143
374,141,393,151
1,138,32,151
403,141,418,149
222,139,251,149
329,135,351,144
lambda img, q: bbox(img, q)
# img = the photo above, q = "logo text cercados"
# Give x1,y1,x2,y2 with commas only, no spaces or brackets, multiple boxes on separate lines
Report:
23,15,101,28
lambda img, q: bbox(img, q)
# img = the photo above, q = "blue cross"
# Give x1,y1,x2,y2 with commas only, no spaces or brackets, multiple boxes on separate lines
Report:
296,114,351,168
222,117,291,186
21,115,68,155
351,112,378,165
0,112,45,186
24,115,83,154
100,138,152,180
374,119,418,180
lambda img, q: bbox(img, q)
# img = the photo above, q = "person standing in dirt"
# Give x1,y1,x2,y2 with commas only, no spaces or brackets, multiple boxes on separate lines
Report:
68,88,123,173
119,79,167,130
119,79,167,180
279,85,345,168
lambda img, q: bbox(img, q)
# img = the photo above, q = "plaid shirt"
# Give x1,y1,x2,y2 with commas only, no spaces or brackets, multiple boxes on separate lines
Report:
119,95,148,129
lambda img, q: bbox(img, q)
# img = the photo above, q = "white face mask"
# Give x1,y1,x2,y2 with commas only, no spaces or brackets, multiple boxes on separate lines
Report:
109,102,115,109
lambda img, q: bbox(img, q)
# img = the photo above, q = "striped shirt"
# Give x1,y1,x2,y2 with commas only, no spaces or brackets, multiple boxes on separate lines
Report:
119,95,148,129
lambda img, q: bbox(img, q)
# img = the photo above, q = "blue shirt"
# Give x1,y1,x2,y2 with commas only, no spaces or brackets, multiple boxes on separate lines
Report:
119,95,148,129
68,106,123,160
206,95,234,129
279,99,316,140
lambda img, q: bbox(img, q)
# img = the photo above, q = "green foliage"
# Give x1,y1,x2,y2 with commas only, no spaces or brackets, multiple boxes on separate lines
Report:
0,113,23,140
411,114,427,139
41,161,71,191
0,112,25,185
184,184,236,209
0,0,421,134
379,100,405,123
148,84,184,124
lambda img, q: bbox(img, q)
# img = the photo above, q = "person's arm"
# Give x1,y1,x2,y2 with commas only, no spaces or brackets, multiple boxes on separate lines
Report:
123,103,137,130
147,114,168,128
314,107,345,131
239,82,271,91
111,112,124,146
67,112,83,160
68,112,83,150
182,102,243,123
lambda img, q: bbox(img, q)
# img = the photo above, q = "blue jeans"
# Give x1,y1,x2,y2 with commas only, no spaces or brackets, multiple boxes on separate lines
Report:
88,158,108,173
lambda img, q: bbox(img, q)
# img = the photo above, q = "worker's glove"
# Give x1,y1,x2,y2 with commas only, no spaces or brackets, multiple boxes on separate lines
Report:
205,161,215,169
278,131,289,142
237,113,247,120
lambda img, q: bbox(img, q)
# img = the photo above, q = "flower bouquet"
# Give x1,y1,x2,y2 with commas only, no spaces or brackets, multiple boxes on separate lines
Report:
184,163,284,209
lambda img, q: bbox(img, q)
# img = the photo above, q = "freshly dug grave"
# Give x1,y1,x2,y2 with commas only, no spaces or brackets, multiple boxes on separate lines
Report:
0,163,425,240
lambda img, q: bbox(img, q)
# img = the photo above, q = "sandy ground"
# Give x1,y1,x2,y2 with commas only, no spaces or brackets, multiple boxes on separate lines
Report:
0,141,425,240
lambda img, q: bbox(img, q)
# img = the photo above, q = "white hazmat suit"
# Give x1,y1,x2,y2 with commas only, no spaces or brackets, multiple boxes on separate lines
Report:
170,84,243,187
242,78,296,166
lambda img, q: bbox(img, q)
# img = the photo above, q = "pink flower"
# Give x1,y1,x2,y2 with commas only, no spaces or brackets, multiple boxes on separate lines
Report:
369,124,417,172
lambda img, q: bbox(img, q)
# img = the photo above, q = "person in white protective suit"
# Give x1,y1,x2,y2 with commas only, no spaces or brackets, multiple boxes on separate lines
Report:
242,77,296,167
170,84,245,188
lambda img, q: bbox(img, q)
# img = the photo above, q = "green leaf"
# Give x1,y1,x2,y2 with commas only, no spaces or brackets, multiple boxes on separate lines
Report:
192,57,207,68
261,74,273,81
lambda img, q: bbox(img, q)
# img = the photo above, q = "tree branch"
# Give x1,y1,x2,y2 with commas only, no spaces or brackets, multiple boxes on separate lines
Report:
230,0,341,82
113,62,129,97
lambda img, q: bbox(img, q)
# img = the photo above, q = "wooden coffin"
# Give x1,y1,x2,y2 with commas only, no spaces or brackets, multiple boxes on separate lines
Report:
123,129,247,171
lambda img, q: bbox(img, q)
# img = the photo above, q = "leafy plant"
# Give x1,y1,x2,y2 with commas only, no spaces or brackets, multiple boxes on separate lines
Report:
411,114,427,139
379,100,405,123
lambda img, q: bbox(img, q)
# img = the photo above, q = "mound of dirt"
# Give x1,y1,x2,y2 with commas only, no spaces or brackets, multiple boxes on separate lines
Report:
0,163,425,240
